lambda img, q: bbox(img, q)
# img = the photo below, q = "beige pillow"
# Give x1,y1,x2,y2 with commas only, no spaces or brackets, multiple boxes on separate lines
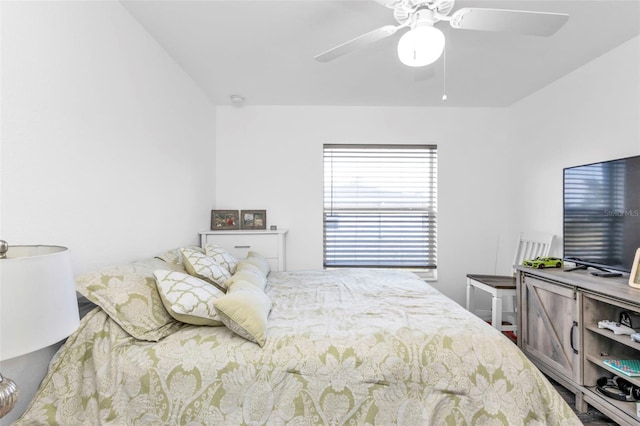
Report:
214,281,271,347
226,268,267,291
204,243,238,274
181,248,231,292
76,258,183,341
154,270,225,326
244,251,271,275
236,260,266,278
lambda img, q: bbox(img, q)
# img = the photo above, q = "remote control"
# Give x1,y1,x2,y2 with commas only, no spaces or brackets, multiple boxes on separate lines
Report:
598,320,636,335
590,271,623,278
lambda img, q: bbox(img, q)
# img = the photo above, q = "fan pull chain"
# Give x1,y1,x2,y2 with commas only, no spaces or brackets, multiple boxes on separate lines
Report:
442,44,447,102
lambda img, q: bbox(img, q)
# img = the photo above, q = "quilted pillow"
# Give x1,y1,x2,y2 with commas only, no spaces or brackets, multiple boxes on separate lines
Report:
76,258,183,341
181,248,231,292
204,243,238,274
214,281,272,347
235,260,266,278
226,268,267,291
243,251,271,275
153,270,225,326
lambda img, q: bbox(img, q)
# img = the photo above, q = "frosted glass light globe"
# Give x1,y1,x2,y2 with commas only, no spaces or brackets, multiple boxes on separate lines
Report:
397,26,445,67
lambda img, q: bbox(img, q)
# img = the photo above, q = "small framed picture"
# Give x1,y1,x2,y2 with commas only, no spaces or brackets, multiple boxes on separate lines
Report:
629,248,640,289
241,210,267,230
211,210,239,230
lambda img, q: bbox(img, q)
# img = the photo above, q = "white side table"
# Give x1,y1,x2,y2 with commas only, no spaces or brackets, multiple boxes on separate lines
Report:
200,229,288,271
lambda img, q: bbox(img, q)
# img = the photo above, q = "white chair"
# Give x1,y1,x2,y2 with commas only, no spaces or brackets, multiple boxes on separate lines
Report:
466,232,555,336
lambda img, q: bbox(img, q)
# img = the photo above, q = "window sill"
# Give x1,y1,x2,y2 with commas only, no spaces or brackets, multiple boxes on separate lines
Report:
410,269,437,282
324,266,437,281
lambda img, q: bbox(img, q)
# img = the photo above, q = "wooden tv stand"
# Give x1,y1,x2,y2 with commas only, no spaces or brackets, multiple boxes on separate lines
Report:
516,265,640,426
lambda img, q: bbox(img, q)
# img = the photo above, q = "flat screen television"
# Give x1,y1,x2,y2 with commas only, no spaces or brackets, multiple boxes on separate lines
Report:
563,155,640,273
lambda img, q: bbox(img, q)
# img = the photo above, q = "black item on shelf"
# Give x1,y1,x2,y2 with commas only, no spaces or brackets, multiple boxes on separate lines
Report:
597,376,640,402
620,311,640,329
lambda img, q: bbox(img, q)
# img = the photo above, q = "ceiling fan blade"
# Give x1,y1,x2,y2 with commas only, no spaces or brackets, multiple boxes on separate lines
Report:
449,8,569,36
314,25,400,63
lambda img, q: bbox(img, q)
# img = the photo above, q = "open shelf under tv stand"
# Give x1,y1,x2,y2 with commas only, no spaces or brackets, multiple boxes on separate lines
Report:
517,266,640,426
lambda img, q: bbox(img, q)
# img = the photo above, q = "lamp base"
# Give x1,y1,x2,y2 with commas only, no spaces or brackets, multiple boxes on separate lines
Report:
0,373,18,418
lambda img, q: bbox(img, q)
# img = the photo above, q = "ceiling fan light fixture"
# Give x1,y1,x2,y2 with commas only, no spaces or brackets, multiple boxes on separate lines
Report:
397,25,445,67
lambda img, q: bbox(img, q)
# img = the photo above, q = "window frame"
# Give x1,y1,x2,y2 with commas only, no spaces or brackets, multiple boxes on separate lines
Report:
323,143,437,280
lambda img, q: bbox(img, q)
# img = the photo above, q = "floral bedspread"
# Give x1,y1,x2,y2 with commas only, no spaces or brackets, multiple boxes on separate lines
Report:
17,268,580,425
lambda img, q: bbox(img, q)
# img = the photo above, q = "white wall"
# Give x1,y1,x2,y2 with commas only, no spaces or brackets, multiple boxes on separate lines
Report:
215,106,517,303
509,36,640,243
0,1,216,422
1,0,216,274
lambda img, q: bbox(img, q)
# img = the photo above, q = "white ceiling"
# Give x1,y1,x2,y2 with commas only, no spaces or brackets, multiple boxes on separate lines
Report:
121,0,640,107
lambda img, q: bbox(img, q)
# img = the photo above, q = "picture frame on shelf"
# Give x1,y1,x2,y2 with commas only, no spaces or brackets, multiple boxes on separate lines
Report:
241,210,266,230
211,210,239,230
629,248,640,289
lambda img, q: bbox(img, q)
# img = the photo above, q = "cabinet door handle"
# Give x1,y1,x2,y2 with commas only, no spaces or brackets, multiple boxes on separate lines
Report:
570,321,579,354
234,245,251,249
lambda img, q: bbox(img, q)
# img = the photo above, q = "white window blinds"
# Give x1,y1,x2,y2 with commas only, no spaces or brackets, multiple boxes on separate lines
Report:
323,144,437,269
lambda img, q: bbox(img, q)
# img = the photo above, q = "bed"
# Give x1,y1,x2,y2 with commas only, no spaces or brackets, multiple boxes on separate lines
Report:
16,247,580,425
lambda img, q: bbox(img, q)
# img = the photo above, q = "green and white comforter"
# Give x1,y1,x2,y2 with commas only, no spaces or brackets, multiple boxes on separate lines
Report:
17,268,580,425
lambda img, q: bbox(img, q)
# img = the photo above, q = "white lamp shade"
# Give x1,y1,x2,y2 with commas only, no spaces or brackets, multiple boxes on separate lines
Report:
397,25,445,67
0,246,80,361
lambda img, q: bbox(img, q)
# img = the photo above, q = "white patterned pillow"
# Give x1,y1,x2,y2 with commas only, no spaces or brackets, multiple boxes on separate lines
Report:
155,246,204,266
214,281,271,347
204,243,238,274
154,270,225,326
181,248,231,292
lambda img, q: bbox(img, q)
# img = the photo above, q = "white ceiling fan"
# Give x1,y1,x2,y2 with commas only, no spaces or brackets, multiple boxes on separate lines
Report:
314,0,569,67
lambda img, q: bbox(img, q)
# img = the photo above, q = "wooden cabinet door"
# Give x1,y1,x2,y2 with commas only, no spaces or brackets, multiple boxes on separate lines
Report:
519,274,581,384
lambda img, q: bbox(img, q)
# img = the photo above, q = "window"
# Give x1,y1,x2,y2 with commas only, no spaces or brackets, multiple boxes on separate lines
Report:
323,144,437,275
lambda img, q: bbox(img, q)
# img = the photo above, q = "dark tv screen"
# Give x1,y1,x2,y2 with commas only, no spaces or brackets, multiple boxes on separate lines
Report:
563,155,640,273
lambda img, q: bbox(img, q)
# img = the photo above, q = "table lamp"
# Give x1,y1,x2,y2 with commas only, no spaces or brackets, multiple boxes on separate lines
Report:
0,241,80,418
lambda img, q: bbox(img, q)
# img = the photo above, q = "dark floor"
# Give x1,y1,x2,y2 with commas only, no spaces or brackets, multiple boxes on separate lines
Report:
547,376,619,425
